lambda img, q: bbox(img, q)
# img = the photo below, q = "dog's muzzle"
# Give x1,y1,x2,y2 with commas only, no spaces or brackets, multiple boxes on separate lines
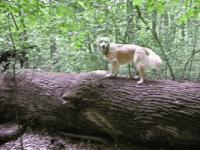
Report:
99,43,106,48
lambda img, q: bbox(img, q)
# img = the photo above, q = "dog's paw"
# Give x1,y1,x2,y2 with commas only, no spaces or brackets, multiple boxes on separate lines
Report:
105,73,118,77
105,73,112,77
134,76,140,79
137,80,144,84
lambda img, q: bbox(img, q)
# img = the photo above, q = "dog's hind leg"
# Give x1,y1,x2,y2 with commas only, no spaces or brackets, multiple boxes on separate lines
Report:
134,51,147,84
136,64,145,84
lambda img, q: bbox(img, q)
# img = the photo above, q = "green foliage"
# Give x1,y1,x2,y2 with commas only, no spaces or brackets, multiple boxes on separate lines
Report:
0,0,200,80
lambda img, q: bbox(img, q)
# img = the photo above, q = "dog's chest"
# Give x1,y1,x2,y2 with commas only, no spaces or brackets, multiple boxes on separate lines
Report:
105,52,114,62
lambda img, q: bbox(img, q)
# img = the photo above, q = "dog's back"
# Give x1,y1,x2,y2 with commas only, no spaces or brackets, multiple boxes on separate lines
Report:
108,43,135,65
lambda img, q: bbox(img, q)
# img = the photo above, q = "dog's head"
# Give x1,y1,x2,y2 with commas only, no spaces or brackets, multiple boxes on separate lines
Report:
96,37,111,55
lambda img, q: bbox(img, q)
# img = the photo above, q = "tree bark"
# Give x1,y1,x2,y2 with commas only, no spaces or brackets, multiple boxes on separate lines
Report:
0,70,200,148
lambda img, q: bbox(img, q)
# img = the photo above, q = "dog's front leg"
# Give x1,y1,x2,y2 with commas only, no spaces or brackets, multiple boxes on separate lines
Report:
105,59,119,77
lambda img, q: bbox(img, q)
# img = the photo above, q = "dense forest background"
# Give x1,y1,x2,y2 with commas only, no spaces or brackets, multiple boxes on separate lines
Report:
0,0,200,80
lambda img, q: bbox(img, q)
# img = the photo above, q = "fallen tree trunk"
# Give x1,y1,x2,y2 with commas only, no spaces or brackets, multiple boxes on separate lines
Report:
0,70,200,149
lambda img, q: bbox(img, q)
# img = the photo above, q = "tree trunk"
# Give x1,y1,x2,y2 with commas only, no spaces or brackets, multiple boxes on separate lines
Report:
0,70,200,149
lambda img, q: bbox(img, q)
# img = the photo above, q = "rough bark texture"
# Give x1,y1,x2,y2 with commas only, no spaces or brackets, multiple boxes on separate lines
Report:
0,70,200,149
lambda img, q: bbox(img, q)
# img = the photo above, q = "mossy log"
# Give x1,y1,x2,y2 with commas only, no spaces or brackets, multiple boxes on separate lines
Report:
0,70,200,149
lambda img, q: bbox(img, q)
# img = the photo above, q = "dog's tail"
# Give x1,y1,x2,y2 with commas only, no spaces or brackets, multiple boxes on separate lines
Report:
144,48,162,70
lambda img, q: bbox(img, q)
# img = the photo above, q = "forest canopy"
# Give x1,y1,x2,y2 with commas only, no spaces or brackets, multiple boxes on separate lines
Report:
0,0,200,80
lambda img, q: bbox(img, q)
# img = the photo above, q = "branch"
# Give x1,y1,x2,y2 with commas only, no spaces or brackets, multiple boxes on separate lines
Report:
57,131,107,143
8,11,24,150
135,6,150,30
9,10,19,31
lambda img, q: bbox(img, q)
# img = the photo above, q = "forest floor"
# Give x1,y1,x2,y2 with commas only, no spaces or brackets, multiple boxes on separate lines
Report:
0,131,157,150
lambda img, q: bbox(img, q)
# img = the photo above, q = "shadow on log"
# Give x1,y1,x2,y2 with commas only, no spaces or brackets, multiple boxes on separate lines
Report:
0,70,200,149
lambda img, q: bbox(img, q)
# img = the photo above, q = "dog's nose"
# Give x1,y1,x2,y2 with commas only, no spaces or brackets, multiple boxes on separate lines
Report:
102,45,105,48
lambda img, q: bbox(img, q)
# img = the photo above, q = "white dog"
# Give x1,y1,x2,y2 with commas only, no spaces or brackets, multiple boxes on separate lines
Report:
97,37,162,84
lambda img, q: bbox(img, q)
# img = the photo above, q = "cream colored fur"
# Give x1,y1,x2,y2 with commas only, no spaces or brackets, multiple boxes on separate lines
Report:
97,37,162,84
